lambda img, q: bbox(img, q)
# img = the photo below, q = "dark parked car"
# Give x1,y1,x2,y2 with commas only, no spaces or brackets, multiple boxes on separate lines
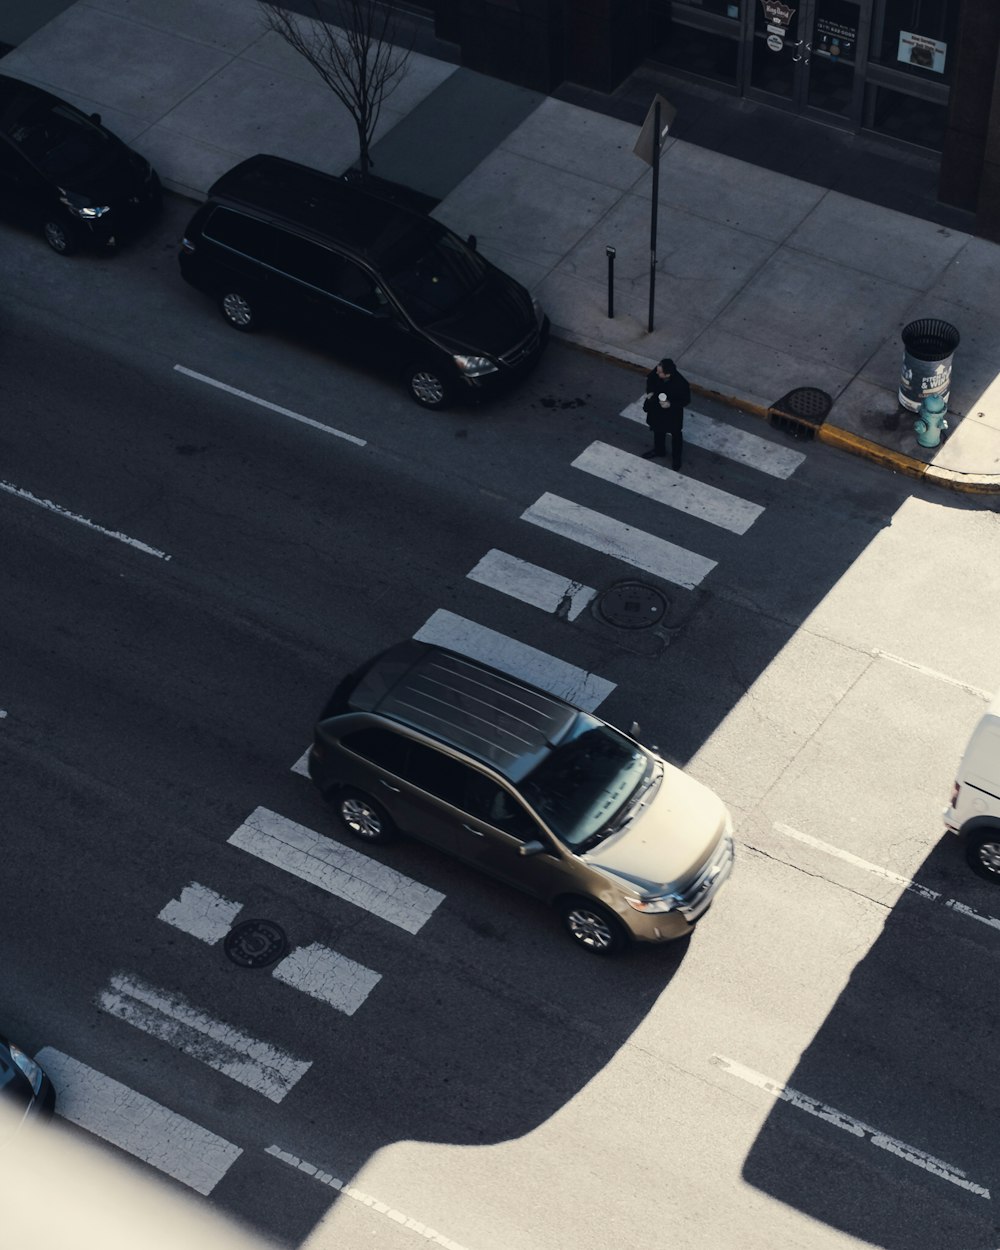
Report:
179,154,549,409
0,72,161,255
0,1033,55,1135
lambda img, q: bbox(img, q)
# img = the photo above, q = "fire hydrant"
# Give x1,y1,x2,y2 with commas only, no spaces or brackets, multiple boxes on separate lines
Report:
914,394,948,448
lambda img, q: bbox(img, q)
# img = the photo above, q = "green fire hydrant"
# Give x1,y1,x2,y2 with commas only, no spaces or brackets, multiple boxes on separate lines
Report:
914,393,948,449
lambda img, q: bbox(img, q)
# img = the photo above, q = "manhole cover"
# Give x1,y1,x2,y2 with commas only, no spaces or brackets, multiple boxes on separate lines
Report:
224,919,288,969
596,582,668,629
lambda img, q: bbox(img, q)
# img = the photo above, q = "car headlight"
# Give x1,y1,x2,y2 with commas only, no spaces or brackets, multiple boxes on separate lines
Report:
624,893,681,914
452,354,498,378
60,194,110,219
8,1044,44,1095
531,296,544,326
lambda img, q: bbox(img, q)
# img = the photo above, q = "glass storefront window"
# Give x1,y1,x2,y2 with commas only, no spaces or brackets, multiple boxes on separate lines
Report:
874,0,958,82
671,0,742,17
657,20,741,86
865,83,947,149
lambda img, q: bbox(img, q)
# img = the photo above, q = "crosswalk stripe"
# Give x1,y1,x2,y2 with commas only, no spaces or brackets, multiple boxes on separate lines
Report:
621,399,806,479
572,441,763,534
229,807,444,934
272,943,381,1016
98,973,311,1103
467,548,596,620
414,608,615,711
36,1048,242,1195
522,493,716,590
158,883,242,944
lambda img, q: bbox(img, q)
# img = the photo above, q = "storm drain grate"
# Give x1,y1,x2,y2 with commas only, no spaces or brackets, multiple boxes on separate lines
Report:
224,919,289,969
596,581,668,629
768,387,833,440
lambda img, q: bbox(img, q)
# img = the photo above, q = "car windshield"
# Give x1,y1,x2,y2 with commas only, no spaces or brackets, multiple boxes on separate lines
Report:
7,101,110,179
377,225,488,325
520,723,650,849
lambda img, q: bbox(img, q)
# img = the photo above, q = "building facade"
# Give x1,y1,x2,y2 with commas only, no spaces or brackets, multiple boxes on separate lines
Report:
413,0,1000,241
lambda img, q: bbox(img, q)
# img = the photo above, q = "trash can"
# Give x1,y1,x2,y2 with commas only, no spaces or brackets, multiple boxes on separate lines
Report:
898,318,960,412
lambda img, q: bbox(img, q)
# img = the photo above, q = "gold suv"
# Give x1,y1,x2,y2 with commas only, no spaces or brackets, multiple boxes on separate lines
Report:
308,642,733,956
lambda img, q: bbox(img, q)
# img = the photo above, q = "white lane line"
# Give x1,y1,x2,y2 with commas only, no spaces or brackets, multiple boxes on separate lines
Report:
522,493,716,590
266,1145,476,1249
622,400,806,479
414,608,615,712
98,973,311,1103
229,807,444,934
467,548,596,621
37,1048,243,1195
773,822,1000,934
174,365,366,446
0,479,170,560
272,943,381,1016
871,650,994,700
158,883,243,944
573,441,764,534
712,1054,990,1199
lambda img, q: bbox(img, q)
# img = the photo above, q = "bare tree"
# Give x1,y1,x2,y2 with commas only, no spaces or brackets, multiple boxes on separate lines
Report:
259,0,410,182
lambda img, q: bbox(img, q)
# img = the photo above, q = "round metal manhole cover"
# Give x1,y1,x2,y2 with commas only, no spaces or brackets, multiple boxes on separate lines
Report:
224,919,288,969
596,582,668,629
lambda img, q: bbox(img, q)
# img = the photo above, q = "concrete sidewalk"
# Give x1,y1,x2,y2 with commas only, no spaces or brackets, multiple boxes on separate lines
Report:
4,0,999,492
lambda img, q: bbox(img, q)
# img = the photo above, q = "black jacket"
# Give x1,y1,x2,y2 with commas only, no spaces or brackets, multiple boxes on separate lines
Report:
644,366,691,433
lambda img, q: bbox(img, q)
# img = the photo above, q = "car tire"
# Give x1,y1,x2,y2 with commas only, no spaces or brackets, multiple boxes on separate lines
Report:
42,217,80,256
558,898,628,956
405,364,453,410
219,289,260,332
965,828,1000,883
336,788,397,845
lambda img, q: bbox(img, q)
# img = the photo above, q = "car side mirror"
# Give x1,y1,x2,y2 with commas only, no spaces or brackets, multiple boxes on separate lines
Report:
89,112,102,125
630,720,641,738
518,839,546,857
467,234,477,251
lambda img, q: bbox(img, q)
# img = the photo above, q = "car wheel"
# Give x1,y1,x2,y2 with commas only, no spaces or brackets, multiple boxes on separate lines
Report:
42,217,79,256
336,788,397,845
558,898,628,956
406,365,452,410
219,289,259,332
965,828,1000,882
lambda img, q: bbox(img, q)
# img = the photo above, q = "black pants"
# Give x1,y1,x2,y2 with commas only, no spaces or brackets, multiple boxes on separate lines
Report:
652,426,683,470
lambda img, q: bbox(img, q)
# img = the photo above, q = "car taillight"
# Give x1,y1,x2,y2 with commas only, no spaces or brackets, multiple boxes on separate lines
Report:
950,781,960,807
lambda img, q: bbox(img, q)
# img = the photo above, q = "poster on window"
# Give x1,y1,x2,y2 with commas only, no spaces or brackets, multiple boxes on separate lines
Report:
897,31,946,73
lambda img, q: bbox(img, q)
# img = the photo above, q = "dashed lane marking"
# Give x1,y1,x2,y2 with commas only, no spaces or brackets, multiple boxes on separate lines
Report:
0,479,170,559
229,807,444,934
98,972,311,1103
36,1048,243,1195
414,608,615,711
712,1054,990,1200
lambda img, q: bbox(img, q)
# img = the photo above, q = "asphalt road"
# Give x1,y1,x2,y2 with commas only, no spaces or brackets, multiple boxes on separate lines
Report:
4,195,1000,1250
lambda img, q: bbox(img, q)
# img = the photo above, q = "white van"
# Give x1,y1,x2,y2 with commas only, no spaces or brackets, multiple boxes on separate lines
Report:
944,691,1000,881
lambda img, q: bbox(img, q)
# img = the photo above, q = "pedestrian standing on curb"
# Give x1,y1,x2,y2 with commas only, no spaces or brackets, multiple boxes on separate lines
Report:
643,358,691,470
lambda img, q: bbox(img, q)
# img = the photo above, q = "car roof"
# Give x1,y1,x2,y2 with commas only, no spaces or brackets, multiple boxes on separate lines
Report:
206,154,434,256
346,642,580,781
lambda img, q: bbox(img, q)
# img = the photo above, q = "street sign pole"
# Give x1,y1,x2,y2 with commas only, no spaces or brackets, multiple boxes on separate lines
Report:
648,99,660,334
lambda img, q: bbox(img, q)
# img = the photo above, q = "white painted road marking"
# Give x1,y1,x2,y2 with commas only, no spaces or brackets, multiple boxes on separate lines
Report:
712,1054,990,1199
773,822,1000,933
174,365,366,446
414,608,615,711
272,943,381,1016
37,1048,242,1195
467,548,596,621
573,441,764,535
229,806,444,934
0,479,170,559
158,883,243,944
98,972,311,1103
522,492,716,590
267,1145,476,1249
621,400,806,479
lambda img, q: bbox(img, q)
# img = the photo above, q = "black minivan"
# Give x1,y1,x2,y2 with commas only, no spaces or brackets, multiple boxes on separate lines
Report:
179,154,549,409
0,73,161,255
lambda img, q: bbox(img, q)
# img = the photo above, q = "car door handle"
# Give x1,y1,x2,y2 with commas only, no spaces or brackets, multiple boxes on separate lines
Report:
462,824,485,837
378,779,401,793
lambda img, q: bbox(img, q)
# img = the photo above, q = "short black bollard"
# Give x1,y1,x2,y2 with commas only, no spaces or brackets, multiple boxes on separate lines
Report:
606,245,616,319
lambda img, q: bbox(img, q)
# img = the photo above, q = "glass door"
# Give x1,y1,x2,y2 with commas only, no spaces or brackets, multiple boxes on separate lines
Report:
745,0,863,123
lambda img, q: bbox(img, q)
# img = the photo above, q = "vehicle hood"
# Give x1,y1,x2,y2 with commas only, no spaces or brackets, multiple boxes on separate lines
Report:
61,140,151,206
582,763,729,894
425,264,535,359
